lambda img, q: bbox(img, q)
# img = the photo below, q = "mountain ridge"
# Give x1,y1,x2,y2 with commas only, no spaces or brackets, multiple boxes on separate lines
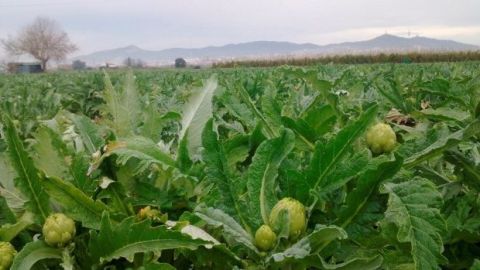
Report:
73,34,480,66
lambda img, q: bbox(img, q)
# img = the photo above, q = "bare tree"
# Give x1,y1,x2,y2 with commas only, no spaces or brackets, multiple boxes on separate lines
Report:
2,17,77,71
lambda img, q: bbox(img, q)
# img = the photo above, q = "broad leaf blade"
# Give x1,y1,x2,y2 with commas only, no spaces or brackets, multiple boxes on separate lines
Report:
42,176,110,229
234,83,277,138
0,211,34,241
0,153,25,213
89,213,210,263
261,85,283,131
32,125,70,180
2,115,51,224
337,154,403,228
419,107,470,123
0,196,16,225
404,119,480,168
100,70,141,137
195,205,257,252
70,113,105,155
179,76,218,155
270,225,347,262
247,129,295,227
380,178,447,270
444,150,480,191
202,119,248,227
176,132,193,173
10,240,62,270
316,150,370,198
90,136,176,175
307,104,378,192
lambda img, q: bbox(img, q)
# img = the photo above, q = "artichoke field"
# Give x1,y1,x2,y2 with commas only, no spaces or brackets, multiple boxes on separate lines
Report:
0,63,479,269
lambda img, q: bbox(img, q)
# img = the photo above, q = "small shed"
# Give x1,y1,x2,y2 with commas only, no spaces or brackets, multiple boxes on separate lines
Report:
7,62,43,74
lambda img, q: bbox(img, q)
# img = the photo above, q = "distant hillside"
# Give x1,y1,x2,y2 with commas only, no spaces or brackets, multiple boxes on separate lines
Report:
73,34,480,66
320,34,479,53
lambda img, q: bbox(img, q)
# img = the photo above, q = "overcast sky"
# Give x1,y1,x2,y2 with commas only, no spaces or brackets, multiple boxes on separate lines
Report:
1,0,479,57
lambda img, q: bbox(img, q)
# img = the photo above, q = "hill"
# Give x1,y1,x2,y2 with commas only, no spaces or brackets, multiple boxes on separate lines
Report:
73,34,480,66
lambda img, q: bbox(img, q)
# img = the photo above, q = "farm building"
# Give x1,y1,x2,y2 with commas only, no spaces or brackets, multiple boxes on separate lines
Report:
7,62,43,74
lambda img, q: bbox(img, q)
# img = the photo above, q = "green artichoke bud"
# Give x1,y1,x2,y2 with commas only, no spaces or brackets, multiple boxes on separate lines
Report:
254,225,277,251
42,213,76,247
0,242,16,270
366,123,396,154
269,197,306,240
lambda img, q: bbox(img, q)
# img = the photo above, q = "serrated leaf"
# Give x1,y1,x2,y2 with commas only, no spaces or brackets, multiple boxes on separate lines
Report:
343,198,384,246
194,205,257,252
70,153,96,194
10,240,62,270
32,125,70,180
0,211,34,241
178,224,221,247
0,152,17,191
141,105,181,143
70,113,105,155
316,150,370,198
123,70,142,130
261,85,283,130
444,150,480,191
404,119,480,168
337,154,403,228
130,181,171,209
89,213,210,263
247,129,295,228
91,136,176,175
380,178,447,270
0,153,25,213
302,104,336,137
42,176,110,229
217,87,256,129
281,116,316,149
179,76,218,155
0,196,16,225
0,187,25,214
97,181,131,216
101,70,141,137
176,132,193,173
234,82,277,138
270,225,347,262
381,249,415,270
419,107,470,123
376,70,409,112
223,134,250,170
202,119,248,228
307,104,378,193
2,115,51,224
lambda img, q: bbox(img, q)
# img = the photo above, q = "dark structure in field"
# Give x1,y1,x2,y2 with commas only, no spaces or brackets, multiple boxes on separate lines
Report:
7,62,43,74
175,58,187,68
72,60,87,70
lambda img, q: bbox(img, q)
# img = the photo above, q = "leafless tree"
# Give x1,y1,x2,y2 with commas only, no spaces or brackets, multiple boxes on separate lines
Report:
2,17,77,71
